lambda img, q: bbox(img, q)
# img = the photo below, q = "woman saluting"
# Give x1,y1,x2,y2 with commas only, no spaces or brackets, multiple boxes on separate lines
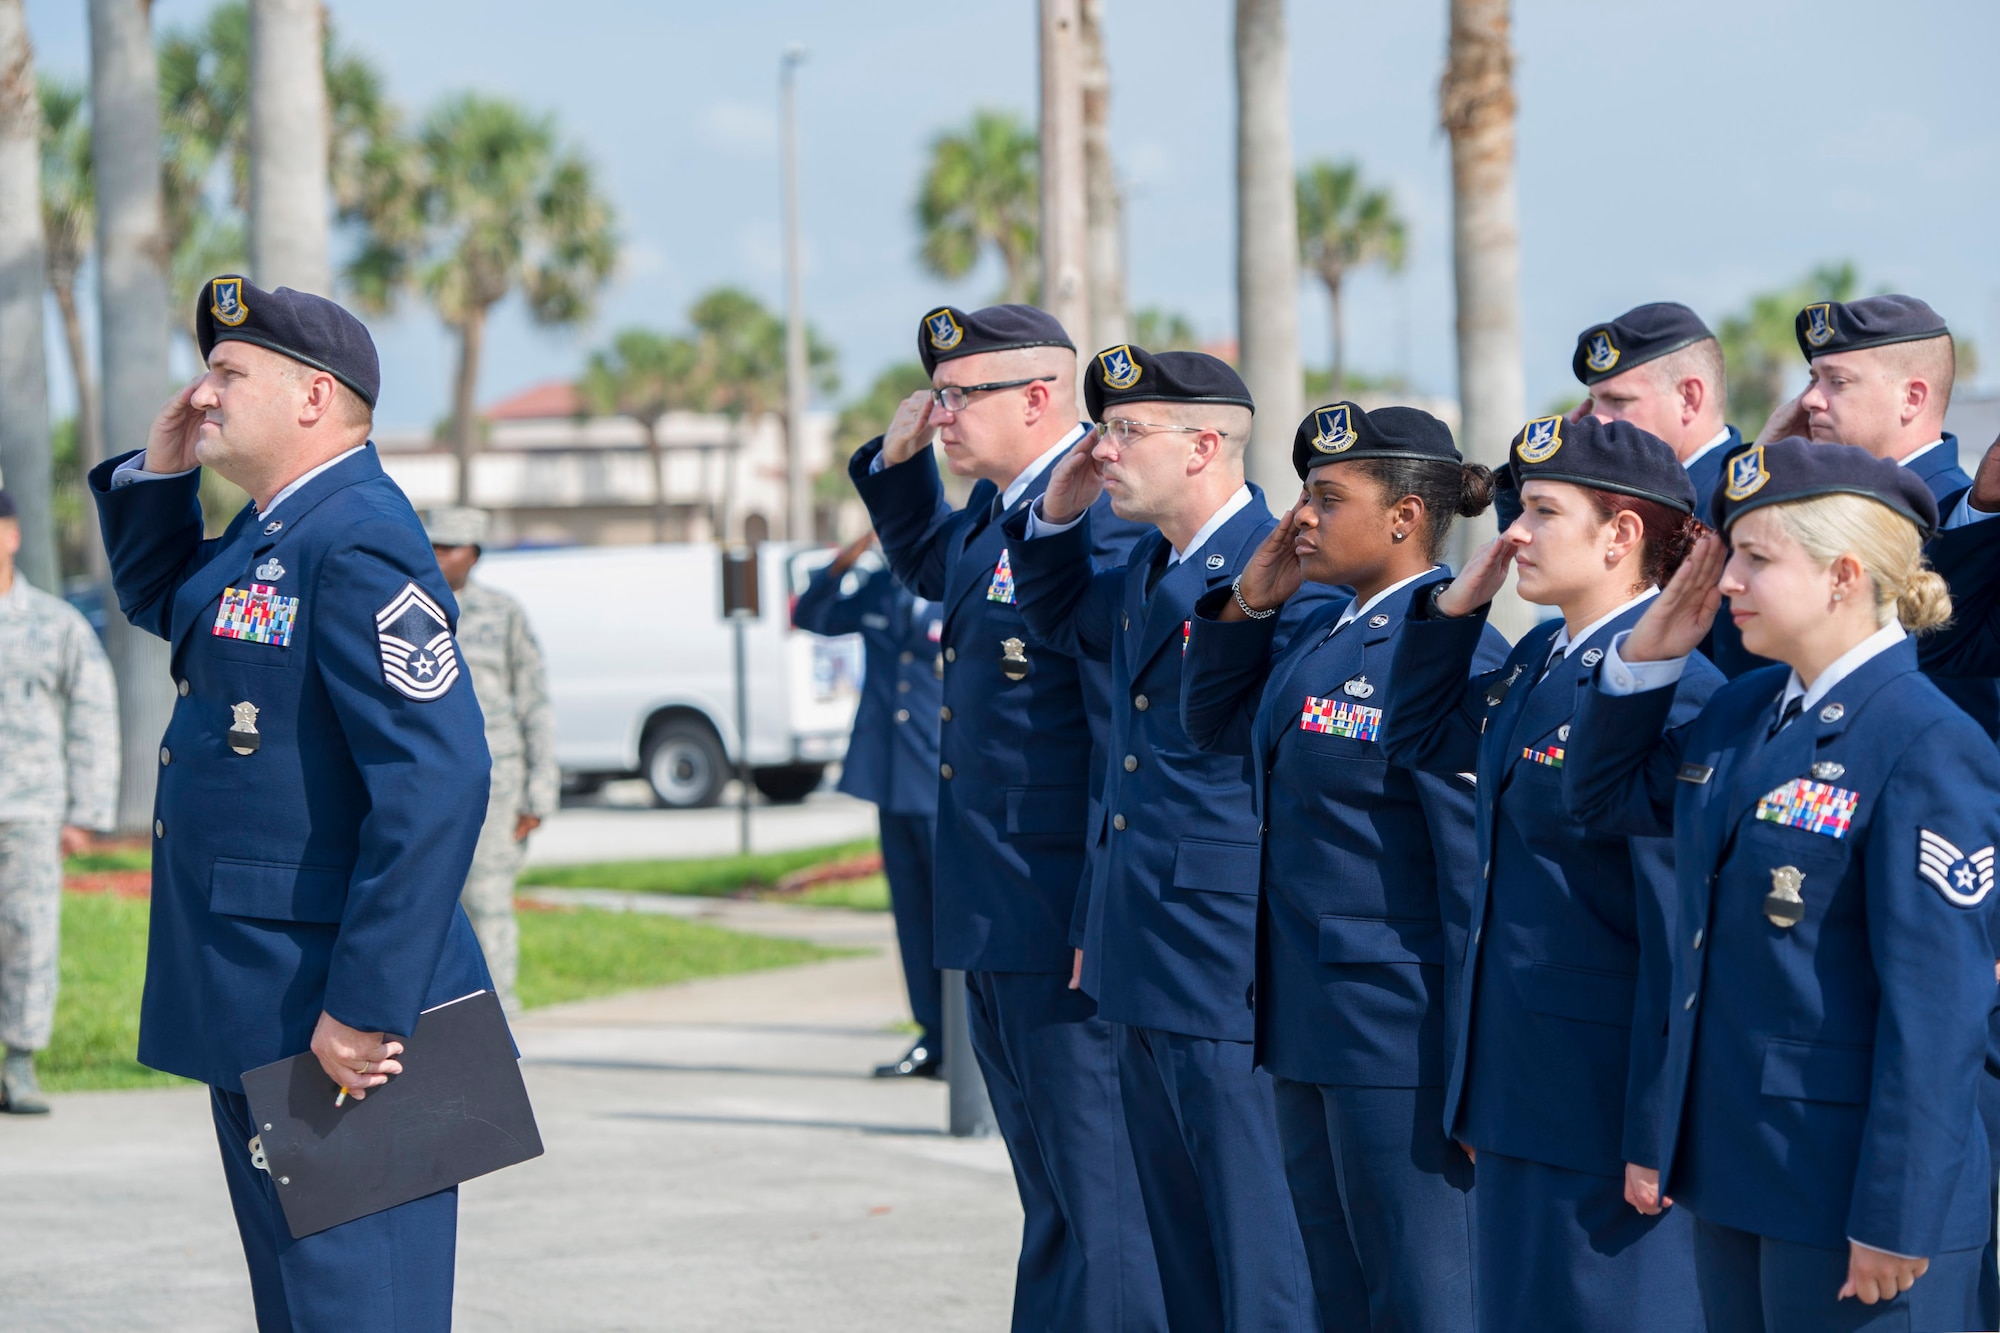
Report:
1564,437,2000,1331
1378,414,1722,1331
1180,402,1508,1330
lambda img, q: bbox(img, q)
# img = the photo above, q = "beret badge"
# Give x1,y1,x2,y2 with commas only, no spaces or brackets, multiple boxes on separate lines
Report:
925,308,963,352
210,277,250,328
1802,303,1835,349
1310,404,1358,454
1515,415,1564,464
1583,330,1619,374
1097,345,1142,391
1724,446,1770,501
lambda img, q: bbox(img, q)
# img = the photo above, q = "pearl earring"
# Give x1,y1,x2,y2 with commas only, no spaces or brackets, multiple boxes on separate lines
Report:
1392,531,1406,543
1833,591,1843,602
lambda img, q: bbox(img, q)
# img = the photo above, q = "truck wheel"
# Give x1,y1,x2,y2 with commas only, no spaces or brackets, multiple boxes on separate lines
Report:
641,720,727,809
751,764,826,804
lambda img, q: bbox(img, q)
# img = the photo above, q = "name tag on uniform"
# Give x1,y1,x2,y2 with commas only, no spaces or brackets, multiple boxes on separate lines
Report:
1300,695,1381,741
1755,778,1858,839
987,549,1016,603
1677,763,1714,784
1521,743,1565,769
214,583,299,647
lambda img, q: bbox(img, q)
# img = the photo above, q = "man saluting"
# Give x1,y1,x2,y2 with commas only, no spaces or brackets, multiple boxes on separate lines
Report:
90,276,493,1331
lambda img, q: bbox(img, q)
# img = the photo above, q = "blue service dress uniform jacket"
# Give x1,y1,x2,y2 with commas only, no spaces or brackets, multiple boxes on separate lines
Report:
90,446,493,1089
1565,638,2000,1328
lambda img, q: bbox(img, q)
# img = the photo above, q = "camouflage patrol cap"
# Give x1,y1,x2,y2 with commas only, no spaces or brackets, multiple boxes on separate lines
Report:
424,506,490,548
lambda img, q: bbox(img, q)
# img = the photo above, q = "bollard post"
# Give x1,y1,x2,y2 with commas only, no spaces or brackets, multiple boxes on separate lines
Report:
941,969,994,1137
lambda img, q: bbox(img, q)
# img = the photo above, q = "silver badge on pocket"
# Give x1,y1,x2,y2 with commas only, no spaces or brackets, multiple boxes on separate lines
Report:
1001,637,1029,682
228,700,261,756
1764,865,1805,928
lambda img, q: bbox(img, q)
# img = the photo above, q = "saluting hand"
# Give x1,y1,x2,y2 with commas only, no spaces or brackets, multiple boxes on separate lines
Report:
1756,391,1811,445
1432,536,1517,618
1841,1242,1928,1305
1564,395,1596,425
880,391,938,467
1219,496,1307,621
145,376,210,475
1040,428,1105,525
310,1009,404,1102
1970,432,2000,514
827,529,878,577
1622,531,1725,664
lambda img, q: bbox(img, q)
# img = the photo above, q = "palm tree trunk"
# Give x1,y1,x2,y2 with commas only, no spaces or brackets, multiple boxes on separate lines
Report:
1328,276,1346,393
1038,0,1089,352
1234,0,1302,497
452,305,485,505
53,277,108,580
1080,0,1125,354
247,0,331,294
89,0,177,834
0,0,57,593
645,420,667,543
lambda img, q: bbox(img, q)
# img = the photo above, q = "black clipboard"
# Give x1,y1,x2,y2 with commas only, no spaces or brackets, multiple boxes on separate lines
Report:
241,989,543,1239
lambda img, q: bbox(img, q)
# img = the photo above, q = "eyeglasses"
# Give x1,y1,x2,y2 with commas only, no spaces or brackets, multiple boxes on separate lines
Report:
929,376,1057,412
1096,418,1231,446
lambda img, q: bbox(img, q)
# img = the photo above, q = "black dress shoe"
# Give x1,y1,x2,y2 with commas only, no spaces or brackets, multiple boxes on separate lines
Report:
873,1039,942,1080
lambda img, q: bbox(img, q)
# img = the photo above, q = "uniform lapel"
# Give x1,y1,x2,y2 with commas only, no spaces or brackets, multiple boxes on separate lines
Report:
1133,491,1272,672
169,506,261,651
942,480,1003,619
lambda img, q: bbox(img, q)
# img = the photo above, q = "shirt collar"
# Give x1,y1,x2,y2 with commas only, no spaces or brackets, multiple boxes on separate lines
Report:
1334,566,1441,632
259,443,370,521
1168,485,1253,566
1780,620,1907,716
999,424,1088,513
1683,427,1733,470
1549,587,1659,662
1897,438,1945,469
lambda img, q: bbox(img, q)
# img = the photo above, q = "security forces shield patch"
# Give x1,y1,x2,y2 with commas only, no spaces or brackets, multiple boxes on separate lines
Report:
1584,330,1620,374
1311,405,1358,454
211,277,249,327
375,582,461,701
1917,829,1997,907
1725,446,1770,501
1516,415,1564,463
1098,345,1142,390
925,308,963,352
1803,303,1835,349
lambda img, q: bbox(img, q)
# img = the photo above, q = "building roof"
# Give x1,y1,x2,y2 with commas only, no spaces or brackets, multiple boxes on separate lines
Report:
485,380,585,421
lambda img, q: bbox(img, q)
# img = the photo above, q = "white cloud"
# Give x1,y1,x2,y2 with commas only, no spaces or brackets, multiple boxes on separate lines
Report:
698,100,778,156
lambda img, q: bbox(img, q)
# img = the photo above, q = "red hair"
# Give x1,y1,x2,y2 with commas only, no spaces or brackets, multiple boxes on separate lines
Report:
1583,489,1706,588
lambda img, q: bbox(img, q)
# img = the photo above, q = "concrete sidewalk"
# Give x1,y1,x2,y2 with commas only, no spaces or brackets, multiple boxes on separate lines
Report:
0,897,1021,1331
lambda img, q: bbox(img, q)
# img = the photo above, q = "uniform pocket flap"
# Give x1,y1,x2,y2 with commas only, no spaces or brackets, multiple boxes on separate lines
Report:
1317,914,1445,965
1760,1038,1872,1104
1524,962,1635,1027
1005,785,1087,836
209,858,348,924
1171,838,1261,895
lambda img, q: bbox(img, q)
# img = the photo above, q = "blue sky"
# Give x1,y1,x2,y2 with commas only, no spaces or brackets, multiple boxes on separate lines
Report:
25,0,2000,434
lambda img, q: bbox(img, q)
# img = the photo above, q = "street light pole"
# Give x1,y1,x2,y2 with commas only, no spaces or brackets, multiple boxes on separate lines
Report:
780,44,812,544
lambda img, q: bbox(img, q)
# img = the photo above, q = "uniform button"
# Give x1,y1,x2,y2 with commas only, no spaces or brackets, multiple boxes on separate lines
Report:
939,706,953,722
945,647,957,663
1134,694,1150,711
1257,823,1267,837
1683,993,1697,1010
900,651,914,664
1123,754,1138,772
1121,612,1130,631
897,680,911,694
153,819,164,838
1482,861,1490,879
940,763,954,780
177,679,190,697
160,747,171,766
1113,814,1127,831
1692,929,1704,949
895,709,910,722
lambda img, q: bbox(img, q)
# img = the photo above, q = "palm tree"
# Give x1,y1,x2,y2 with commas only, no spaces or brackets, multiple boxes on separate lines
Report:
915,109,1039,305
1131,308,1200,353
0,0,58,592
1441,0,1528,635
88,0,177,833
38,79,100,531
1717,262,1858,433
580,329,702,540
1080,0,1125,352
1233,0,1301,497
247,0,330,292
347,92,618,504
1297,160,1407,391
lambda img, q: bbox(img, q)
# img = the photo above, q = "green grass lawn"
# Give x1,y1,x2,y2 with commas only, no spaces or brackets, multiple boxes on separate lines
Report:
517,840,879,898
44,890,846,1093
790,874,890,911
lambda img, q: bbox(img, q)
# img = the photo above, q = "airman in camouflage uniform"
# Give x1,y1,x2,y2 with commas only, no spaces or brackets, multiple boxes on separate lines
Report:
424,507,558,1013
0,489,120,1113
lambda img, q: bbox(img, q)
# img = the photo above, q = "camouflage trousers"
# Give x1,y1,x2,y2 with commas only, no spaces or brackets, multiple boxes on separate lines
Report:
462,755,527,1013
0,823,61,1052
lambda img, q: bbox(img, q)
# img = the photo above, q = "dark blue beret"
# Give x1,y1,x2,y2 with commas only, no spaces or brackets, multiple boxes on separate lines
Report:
1083,344,1252,421
1572,302,1715,386
1293,401,1459,480
195,275,381,407
0,489,13,519
1506,414,1696,515
1712,436,1938,539
918,303,1074,375
1795,294,1948,361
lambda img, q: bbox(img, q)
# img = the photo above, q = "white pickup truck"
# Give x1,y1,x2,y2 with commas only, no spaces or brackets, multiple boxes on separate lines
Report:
474,542,861,807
